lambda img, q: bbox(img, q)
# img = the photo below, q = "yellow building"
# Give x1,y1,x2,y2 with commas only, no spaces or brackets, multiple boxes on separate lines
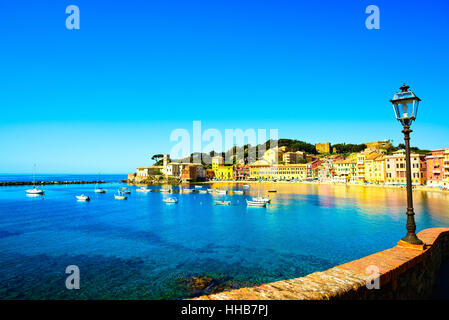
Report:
214,166,233,180
273,164,307,180
212,155,233,180
356,153,366,182
248,164,272,180
263,146,288,164
444,149,449,185
364,153,386,183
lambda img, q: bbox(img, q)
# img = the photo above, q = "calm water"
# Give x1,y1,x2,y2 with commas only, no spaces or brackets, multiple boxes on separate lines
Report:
1,178,449,299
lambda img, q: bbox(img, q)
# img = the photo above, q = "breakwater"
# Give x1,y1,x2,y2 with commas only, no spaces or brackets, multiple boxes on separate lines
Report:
0,180,106,186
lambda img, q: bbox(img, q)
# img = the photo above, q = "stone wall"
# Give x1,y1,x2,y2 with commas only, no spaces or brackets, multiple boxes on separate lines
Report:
193,228,449,300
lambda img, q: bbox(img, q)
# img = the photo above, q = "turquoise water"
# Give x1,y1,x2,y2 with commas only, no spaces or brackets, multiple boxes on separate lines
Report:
1,179,449,299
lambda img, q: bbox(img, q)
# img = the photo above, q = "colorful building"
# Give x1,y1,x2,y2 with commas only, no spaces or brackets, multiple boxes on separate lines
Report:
233,164,249,180
282,151,305,164
212,155,233,180
248,164,272,180
333,159,357,183
426,149,448,187
444,149,449,186
385,150,427,185
263,146,288,164
318,158,335,182
364,153,386,184
273,164,307,181
306,159,321,180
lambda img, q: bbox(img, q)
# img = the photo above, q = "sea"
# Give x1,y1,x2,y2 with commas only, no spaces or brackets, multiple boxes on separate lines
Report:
0,175,448,299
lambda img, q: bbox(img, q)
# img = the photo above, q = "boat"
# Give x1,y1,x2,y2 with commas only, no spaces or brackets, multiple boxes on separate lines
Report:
76,195,90,201
120,187,131,194
26,186,45,195
114,189,127,200
198,190,208,194
246,200,266,207
136,186,151,193
214,200,231,206
26,165,45,195
253,196,271,203
182,188,194,194
162,197,178,204
234,190,244,195
195,185,203,189
268,190,277,193
94,174,106,193
243,185,250,189
160,188,171,193
211,189,227,195
252,181,270,203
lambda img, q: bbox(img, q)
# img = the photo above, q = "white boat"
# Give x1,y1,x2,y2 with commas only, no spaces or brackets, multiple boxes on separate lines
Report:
214,200,231,206
182,189,194,194
26,186,45,195
120,187,131,194
210,189,227,195
243,185,250,189
76,194,90,201
198,190,208,194
114,189,127,200
162,197,178,204
94,174,106,193
160,188,171,193
253,196,270,203
246,200,266,207
136,186,151,193
252,181,270,203
195,185,203,189
26,165,45,195
234,190,244,195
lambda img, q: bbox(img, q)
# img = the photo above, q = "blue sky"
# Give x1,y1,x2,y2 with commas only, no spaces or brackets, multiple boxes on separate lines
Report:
0,0,448,173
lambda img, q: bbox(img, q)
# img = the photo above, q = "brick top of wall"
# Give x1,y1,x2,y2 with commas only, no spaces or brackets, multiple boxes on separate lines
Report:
192,227,449,300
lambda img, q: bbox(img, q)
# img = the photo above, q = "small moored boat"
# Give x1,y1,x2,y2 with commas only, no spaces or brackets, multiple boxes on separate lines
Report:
136,186,151,193
246,200,266,207
26,165,45,195
26,186,45,195
214,200,231,206
120,187,131,194
162,197,178,204
114,190,127,200
253,196,270,203
76,194,90,201
234,190,244,195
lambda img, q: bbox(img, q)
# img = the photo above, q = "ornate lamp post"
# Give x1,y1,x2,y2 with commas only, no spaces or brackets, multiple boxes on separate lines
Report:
390,84,423,245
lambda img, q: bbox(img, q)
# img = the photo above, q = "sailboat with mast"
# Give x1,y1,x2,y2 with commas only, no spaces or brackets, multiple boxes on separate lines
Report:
247,180,270,206
94,173,106,193
25,164,45,195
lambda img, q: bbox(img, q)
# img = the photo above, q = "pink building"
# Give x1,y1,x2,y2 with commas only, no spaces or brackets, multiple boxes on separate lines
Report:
426,149,448,186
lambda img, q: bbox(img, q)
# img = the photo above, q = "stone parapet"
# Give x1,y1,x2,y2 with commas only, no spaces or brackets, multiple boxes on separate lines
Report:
193,228,449,300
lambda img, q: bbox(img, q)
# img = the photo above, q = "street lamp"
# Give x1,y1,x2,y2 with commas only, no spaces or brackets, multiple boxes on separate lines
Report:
390,84,423,245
